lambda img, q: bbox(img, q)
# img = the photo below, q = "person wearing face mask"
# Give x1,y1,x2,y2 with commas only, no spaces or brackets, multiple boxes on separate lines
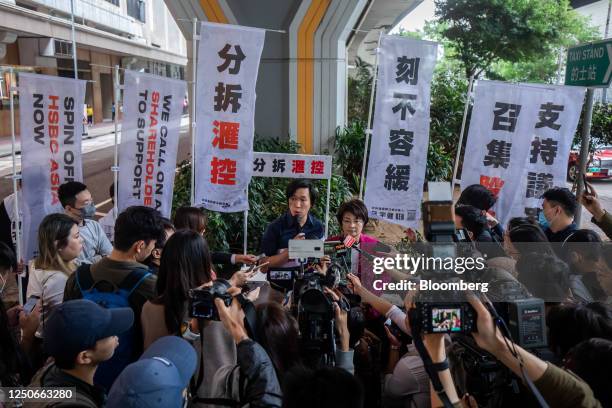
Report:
260,180,324,268
58,182,112,265
141,217,175,275
539,188,578,249
63,206,164,368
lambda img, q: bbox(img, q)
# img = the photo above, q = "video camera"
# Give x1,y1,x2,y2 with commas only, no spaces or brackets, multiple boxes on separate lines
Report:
188,279,233,321
412,182,478,334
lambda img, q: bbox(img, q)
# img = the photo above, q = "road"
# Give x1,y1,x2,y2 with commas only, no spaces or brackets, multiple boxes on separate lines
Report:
0,128,192,216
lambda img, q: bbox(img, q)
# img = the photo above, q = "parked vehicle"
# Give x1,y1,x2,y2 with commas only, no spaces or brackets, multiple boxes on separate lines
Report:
567,146,612,181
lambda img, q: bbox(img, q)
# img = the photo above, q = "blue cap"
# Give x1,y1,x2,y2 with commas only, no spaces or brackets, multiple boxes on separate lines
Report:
107,336,197,408
44,299,133,360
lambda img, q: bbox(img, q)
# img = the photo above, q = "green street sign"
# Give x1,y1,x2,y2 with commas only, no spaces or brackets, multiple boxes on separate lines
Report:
565,39,612,87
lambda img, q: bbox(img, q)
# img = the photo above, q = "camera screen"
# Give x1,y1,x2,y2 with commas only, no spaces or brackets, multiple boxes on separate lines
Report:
431,307,462,333
269,270,293,280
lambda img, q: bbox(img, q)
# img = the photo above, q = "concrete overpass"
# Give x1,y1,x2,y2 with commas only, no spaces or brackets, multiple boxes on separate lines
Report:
165,0,422,153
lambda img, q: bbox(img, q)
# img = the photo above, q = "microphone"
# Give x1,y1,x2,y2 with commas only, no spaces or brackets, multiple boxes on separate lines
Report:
293,215,302,235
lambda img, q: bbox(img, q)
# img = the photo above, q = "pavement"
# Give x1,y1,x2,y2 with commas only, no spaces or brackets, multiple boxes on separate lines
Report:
0,115,190,178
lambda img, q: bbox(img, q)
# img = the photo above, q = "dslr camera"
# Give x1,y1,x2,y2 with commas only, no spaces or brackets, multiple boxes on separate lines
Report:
413,182,478,334
188,279,233,321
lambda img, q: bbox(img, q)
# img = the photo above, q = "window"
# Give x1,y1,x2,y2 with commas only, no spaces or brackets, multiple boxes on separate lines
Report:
104,0,120,5
127,0,145,22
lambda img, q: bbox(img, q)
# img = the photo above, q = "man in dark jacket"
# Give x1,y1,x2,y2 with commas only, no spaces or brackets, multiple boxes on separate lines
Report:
34,299,134,407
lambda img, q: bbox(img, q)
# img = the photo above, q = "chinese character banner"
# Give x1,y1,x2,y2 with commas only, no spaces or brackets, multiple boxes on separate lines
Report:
251,153,332,179
19,73,86,260
194,22,265,212
364,35,438,228
461,81,583,225
507,83,585,220
118,70,186,218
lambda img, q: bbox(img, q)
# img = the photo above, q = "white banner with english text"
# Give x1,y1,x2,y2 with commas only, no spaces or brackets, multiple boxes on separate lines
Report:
194,22,265,212
118,71,186,218
19,73,86,260
364,35,438,227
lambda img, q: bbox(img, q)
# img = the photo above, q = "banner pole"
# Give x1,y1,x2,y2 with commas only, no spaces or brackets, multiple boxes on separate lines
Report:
358,32,382,201
190,18,198,206
112,65,120,218
325,175,331,237
243,186,248,255
9,67,23,306
575,87,595,227
451,74,474,192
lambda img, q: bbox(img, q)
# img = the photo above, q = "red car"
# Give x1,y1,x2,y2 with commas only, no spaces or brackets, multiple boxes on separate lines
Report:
567,146,612,181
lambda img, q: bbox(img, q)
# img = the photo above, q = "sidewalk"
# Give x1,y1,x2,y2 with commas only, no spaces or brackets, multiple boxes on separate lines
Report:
0,115,189,158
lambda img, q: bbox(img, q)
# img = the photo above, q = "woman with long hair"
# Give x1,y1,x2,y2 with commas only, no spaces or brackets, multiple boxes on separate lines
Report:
505,217,571,303
26,213,82,338
173,206,257,267
141,229,213,346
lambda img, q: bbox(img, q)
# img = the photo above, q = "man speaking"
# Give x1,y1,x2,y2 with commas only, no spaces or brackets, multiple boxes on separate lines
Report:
260,180,324,267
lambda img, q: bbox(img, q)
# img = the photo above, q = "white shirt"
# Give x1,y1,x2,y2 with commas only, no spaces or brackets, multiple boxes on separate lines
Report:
77,219,113,265
98,207,117,244
26,262,70,338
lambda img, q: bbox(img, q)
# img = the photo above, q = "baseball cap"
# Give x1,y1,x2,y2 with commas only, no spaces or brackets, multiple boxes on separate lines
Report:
106,336,197,408
44,299,134,361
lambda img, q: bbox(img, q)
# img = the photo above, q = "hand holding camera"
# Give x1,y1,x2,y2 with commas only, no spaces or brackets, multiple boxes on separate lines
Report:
214,287,248,344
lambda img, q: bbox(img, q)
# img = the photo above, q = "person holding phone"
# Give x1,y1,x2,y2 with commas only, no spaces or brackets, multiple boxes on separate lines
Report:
580,180,612,240
27,213,83,339
260,180,324,268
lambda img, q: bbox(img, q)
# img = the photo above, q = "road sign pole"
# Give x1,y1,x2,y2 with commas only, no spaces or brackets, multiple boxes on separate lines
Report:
575,87,595,227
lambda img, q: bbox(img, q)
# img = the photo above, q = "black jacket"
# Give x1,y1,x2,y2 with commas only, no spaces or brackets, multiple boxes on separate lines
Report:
202,339,282,407
40,364,106,407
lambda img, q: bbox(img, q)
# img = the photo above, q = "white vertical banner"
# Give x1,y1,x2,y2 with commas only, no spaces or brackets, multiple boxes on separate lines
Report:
118,71,186,218
461,81,549,225
507,84,585,219
19,73,86,260
363,36,438,227
194,22,265,212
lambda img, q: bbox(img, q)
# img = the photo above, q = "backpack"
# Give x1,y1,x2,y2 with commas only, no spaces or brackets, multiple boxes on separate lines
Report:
75,263,151,391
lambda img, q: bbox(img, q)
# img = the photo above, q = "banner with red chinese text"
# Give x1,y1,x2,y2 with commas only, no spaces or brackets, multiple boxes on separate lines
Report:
194,22,265,212
363,36,438,228
460,81,552,226
252,153,332,179
117,70,186,217
506,84,585,219
19,73,86,260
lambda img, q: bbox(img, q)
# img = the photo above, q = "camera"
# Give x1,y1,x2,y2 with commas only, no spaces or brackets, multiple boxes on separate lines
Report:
414,302,477,334
188,279,233,321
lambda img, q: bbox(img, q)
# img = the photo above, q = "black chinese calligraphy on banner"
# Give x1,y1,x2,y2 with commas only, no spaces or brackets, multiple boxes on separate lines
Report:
364,35,438,228
194,22,265,212
461,81,584,226
508,84,585,219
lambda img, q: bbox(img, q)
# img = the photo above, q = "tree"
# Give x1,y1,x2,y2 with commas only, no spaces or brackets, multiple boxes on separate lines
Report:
347,57,373,124
431,0,599,80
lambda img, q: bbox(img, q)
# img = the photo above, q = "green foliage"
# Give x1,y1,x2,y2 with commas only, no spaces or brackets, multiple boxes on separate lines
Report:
172,137,352,254
431,0,599,79
333,122,367,192
347,57,374,124
573,103,612,150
